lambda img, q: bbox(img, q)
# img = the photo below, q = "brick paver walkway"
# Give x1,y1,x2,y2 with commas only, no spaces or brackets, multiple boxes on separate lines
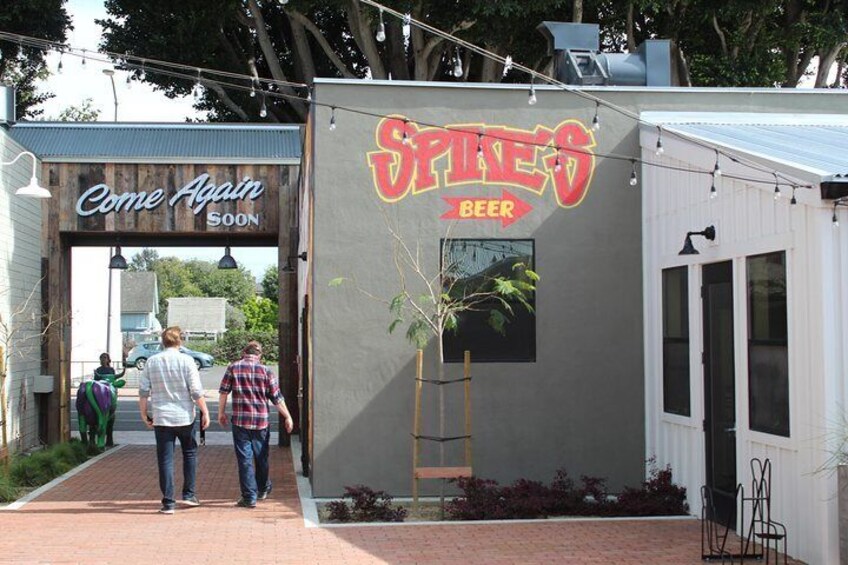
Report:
0,444,802,564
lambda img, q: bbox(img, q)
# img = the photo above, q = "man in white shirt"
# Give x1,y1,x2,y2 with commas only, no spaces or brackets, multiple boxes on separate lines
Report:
139,326,210,514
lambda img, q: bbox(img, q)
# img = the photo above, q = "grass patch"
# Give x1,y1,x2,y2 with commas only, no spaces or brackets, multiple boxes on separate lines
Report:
0,439,93,502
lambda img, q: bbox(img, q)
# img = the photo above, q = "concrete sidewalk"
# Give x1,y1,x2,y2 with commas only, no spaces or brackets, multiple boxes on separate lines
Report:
0,439,802,564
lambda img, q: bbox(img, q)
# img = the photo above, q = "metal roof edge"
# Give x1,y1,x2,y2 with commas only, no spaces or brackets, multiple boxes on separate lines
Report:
640,111,848,126
34,157,301,165
313,77,848,95
10,122,304,130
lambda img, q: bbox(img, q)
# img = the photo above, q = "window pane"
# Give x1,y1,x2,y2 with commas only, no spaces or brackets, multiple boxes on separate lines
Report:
747,252,789,437
441,239,535,363
662,267,690,416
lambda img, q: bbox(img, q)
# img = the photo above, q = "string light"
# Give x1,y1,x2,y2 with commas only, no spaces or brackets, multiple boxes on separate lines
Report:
790,187,797,205
554,150,562,173
713,150,722,178
655,127,664,156
528,81,537,105
192,69,203,101
250,79,257,98
402,13,411,38
453,49,463,78
476,133,484,159
833,204,840,228
591,102,600,132
81,48,87,66
329,106,337,131
773,173,781,200
629,160,638,186
56,49,63,73
402,119,410,144
376,9,386,42
259,93,268,118
139,61,146,81
709,177,717,199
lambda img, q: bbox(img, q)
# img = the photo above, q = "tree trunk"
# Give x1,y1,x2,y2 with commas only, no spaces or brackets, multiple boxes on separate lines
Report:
626,2,636,53
437,330,446,518
288,13,316,85
815,45,845,88
346,0,387,79
572,0,583,23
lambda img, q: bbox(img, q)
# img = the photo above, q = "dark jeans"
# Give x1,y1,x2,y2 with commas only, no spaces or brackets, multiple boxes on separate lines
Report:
232,424,271,503
154,421,198,508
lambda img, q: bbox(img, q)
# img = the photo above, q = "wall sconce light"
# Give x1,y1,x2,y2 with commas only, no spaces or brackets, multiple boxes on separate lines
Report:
218,246,238,270
2,150,51,198
297,251,307,261
108,245,128,270
679,225,716,255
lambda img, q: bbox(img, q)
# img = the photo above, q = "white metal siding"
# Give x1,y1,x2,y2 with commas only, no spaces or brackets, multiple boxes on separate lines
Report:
642,128,836,564
0,133,43,453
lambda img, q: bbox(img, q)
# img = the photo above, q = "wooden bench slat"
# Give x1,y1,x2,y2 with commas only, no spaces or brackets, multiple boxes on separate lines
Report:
414,466,472,479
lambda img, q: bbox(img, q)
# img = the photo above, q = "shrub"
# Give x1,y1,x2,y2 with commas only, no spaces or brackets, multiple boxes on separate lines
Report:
0,472,18,502
445,477,507,520
326,485,407,523
617,462,689,516
213,330,279,363
9,440,92,489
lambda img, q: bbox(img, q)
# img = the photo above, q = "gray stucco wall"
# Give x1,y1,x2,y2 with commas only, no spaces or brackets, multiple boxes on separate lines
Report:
308,81,848,497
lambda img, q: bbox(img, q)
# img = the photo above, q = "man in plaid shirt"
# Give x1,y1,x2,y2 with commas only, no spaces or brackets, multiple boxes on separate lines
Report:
218,340,293,508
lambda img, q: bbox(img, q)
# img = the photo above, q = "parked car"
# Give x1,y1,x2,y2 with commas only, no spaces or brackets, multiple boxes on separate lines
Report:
126,341,214,370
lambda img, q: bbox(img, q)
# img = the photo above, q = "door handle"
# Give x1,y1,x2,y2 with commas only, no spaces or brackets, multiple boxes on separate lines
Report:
724,426,736,433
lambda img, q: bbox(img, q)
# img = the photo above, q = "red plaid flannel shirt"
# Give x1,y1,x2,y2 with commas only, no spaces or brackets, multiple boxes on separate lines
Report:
219,354,283,430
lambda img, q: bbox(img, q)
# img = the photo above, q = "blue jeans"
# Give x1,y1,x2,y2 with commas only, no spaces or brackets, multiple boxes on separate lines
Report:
154,421,198,508
232,425,271,503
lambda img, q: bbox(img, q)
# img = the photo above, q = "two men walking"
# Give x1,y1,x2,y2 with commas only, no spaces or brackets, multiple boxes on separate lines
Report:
139,328,292,513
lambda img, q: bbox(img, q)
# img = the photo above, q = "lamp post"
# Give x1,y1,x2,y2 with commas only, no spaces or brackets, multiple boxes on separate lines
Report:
102,69,118,122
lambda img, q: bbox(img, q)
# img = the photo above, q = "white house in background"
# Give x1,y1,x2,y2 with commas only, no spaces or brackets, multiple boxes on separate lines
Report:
0,125,46,452
70,248,122,386
642,112,848,564
167,297,226,340
120,271,161,346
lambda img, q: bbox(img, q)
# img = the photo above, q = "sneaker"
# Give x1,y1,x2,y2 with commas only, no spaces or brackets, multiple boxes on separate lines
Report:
158,505,175,514
257,489,271,501
235,498,257,508
181,496,200,507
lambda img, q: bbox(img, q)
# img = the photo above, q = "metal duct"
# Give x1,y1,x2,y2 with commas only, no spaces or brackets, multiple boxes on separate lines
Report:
0,85,15,125
537,22,671,87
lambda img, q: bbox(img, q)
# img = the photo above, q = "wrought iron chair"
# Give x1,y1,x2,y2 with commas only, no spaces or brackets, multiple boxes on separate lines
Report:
701,484,742,563
742,458,787,564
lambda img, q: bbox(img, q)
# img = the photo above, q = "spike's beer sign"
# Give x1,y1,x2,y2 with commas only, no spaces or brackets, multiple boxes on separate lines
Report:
367,116,596,227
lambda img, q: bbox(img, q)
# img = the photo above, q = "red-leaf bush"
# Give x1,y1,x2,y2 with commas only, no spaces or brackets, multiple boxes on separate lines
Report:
326,485,407,523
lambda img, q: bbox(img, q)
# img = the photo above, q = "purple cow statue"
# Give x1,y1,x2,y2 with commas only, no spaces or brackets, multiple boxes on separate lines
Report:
76,379,121,449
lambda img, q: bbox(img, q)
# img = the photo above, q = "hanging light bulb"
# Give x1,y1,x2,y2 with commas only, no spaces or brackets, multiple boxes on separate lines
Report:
629,160,638,186
81,49,87,67
503,55,513,76
655,127,664,156
402,120,410,145
710,178,718,199
453,50,464,78
126,73,132,89
713,150,722,179
790,187,797,205
528,82,537,105
833,205,840,228
192,69,203,101
306,87,313,103
554,150,562,173
402,13,411,39
773,175,781,200
139,61,146,81
259,94,267,118
476,133,484,159
591,102,600,132
56,49,63,74
376,9,386,42
329,106,337,131
250,79,257,98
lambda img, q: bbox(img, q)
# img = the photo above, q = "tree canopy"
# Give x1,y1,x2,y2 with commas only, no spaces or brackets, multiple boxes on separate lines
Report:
0,0,72,119
95,0,848,123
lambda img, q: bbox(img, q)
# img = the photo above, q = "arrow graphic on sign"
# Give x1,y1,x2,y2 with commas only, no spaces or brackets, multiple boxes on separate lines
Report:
440,190,533,228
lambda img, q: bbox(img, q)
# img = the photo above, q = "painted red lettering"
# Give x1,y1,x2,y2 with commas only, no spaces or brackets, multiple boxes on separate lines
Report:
367,117,416,201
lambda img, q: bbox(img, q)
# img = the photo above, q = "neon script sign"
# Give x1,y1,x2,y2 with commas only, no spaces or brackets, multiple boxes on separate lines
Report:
367,117,596,208
75,173,265,227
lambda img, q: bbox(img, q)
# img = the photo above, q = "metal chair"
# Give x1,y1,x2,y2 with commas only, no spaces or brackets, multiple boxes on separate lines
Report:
742,458,787,564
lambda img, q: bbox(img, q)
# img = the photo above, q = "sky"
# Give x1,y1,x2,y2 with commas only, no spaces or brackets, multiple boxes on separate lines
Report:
36,1,277,279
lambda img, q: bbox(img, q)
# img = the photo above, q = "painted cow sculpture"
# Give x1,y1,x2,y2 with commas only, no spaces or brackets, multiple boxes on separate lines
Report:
76,375,124,449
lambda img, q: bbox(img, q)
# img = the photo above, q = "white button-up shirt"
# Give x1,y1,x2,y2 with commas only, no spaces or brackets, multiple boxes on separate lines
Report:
139,347,204,427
